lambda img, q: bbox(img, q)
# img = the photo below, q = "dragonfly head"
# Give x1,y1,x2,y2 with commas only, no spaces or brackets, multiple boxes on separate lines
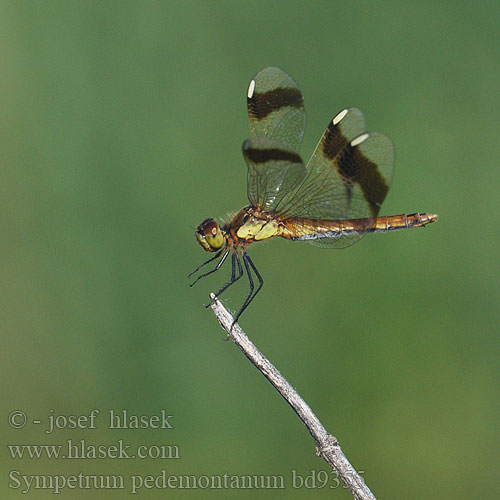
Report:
195,218,225,252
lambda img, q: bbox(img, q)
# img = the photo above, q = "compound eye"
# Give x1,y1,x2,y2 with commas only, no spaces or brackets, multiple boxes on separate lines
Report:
195,218,224,252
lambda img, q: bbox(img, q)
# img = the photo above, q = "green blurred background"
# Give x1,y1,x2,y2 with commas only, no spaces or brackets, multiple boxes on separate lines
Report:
2,1,499,498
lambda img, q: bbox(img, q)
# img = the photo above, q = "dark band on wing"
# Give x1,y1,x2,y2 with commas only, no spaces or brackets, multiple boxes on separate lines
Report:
321,120,351,160
243,146,302,164
248,87,303,121
336,144,389,215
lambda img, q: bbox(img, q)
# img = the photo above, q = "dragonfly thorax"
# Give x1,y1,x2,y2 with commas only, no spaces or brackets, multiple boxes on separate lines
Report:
235,214,280,242
195,218,226,252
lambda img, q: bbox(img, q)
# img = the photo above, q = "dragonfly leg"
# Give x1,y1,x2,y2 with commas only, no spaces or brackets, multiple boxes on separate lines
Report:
204,252,243,308
188,249,223,278
189,249,230,287
231,251,264,328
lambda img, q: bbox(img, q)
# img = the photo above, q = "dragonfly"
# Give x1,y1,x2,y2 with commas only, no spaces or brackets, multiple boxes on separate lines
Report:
189,67,437,325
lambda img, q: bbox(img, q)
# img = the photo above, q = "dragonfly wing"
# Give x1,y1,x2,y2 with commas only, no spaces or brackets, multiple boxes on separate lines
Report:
243,137,306,212
247,67,306,152
243,67,307,211
277,108,394,248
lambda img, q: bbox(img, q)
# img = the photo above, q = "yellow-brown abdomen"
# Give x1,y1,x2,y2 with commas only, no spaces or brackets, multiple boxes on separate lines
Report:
279,212,438,240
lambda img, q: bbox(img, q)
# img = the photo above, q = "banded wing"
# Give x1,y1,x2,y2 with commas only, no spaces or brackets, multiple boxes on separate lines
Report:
247,66,306,151
243,138,306,212
277,107,394,248
244,67,307,211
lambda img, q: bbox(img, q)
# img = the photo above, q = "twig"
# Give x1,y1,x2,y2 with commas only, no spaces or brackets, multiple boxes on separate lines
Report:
209,293,376,500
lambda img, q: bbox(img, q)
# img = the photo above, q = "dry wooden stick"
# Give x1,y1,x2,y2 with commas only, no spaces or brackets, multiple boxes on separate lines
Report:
209,293,376,500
